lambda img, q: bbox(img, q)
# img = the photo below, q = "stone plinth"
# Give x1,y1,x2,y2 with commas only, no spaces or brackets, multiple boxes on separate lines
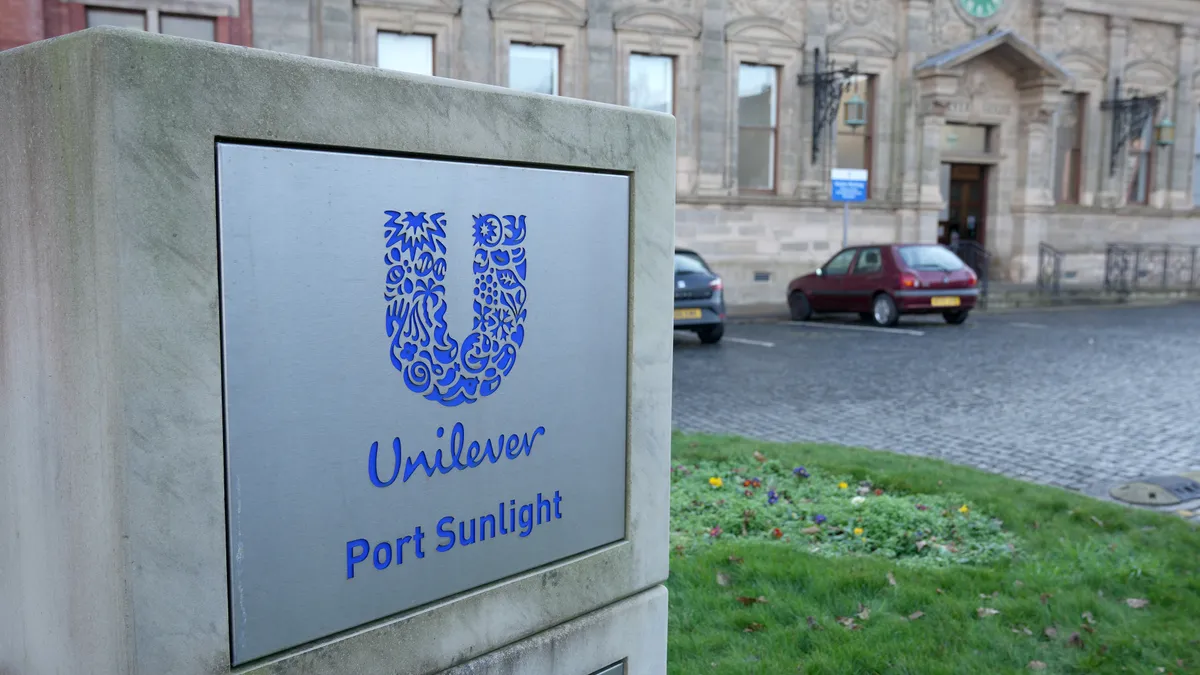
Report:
0,27,673,675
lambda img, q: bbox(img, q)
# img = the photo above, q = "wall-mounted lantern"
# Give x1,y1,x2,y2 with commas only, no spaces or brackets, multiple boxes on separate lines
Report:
843,92,868,131
1099,77,1165,175
1155,117,1176,147
796,48,859,163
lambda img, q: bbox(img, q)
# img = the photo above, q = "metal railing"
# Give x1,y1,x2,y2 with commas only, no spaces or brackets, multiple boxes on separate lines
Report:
950,240,991,309
1104,243,1200,294
1037,243,1064,296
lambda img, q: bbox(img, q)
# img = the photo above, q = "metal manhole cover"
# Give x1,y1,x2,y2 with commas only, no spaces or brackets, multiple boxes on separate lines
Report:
1110,473,1200,506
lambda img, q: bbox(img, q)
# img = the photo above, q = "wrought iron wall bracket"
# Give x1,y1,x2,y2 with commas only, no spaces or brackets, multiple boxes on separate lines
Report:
1100,77,1163,176
796,48,859,164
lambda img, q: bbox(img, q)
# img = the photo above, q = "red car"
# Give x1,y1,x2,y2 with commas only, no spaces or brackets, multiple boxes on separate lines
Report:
786,244,979,327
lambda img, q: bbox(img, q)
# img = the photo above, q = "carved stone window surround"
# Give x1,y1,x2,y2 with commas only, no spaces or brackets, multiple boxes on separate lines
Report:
356,5,457,75
725,37,803,195
492,0,586,96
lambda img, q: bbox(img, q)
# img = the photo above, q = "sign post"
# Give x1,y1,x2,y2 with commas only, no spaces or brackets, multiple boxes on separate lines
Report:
830,168,868,249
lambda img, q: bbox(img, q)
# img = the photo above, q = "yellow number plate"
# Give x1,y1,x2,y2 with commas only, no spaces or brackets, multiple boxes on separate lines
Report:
674,308,703,320
930,296,961,307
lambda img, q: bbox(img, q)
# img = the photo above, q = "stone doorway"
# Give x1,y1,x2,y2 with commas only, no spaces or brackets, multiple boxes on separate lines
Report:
939,163,988,248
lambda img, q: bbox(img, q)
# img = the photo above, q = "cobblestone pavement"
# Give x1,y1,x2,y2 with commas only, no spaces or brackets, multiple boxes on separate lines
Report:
673,304,1200,494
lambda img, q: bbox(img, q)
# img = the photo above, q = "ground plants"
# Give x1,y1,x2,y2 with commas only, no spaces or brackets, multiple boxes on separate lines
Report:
668,433,1200,675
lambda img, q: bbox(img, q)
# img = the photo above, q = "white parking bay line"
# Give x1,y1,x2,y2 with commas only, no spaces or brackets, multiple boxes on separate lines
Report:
782,321,925,337
726,337,776,347
1009,322,1048,329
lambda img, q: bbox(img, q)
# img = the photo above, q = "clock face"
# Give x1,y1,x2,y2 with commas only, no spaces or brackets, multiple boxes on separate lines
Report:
958,0,1001,19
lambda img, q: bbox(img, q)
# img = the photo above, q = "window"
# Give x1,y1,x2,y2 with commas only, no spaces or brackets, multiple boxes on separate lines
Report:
628,54,673,114
377,33,434,76
509,44,559,95
897,245,966,271
674,252,710,275
1127,115,1153,205
941,123,991,153
160,15,214,41
823,249,857,276
852,247,882,274
86,8,145,30
835,75,874,193
1054,94,1085,204
1193,108,1200,206
737,64,778,191
85,8,214,40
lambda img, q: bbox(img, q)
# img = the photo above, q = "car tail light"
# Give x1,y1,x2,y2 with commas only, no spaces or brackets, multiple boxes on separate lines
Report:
709,277,723,291
966,272,978,287
900,272,921,289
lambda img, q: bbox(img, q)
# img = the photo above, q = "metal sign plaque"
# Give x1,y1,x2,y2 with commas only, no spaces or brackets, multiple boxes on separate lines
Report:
217,144,630,664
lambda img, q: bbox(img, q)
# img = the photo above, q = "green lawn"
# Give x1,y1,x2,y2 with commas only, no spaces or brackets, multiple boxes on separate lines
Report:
668,433,1200,675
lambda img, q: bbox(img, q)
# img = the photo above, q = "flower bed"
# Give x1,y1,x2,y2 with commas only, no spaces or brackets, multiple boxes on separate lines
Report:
671,457,1016,568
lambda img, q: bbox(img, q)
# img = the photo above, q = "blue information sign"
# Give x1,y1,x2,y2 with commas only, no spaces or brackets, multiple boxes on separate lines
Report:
831,168,868,202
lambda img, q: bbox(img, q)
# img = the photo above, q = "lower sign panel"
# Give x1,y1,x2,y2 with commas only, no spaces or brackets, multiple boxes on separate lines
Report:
217,144,630,663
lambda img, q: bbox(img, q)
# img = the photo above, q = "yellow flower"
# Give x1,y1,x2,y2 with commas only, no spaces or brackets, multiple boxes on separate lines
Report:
838,482,849,489
853,527,864,536
709,477,723,488
959,504,970,514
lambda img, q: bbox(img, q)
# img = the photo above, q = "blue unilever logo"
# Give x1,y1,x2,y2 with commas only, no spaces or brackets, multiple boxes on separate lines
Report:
384,211,529,406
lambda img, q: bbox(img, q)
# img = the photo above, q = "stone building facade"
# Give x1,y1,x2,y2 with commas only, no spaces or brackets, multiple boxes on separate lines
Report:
6,0,1200,307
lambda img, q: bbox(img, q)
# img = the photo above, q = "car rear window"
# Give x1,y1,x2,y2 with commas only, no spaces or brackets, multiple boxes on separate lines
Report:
897,245,966,271
675,253,710,274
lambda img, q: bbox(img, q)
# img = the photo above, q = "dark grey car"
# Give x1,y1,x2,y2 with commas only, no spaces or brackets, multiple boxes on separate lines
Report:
673,248,725,344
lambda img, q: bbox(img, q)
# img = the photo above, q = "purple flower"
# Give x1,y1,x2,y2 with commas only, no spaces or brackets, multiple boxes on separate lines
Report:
813,514,827,525
767,489,779,505
793,466,810,478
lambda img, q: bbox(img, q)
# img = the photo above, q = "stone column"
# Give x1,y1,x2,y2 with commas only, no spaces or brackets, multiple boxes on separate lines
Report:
915,70,957,244
797,0,831,198
586,0,616,103
896,0,934,209
1098,17,1130,207
1011,80,1061,282
1035,0,1065,57
695,0,728,193
458,0,494,84
1170,26,1199,209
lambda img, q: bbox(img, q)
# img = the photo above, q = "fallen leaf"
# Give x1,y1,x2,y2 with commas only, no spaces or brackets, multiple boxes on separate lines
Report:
1082,611,1095,624
977,607,1000,618
936,588,944,595
1178,510,1196,518
743,622,765,633
1082,624,1095,634
1125,598,1149,609
753,451,767,463
835,616,861,630
728,556,744,565
674,545,685,557
806,616,823,631
1044,627,1058,639
801,526,821,535
857,604,871,621
1068,632,1085,648
1014,580,1025,588
1028,662,1047,671
736,596,763,606
908,611,925,621
1040,593,1053,605
887,571,897,586
1178,659,1186,668
716,572,731,587
916,540,928,551
1091,516,1105,528
1012,625,1033,636
1033,521,1040,530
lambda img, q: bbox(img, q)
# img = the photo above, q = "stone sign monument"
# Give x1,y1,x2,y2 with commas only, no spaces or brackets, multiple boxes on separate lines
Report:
1,28,673,674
